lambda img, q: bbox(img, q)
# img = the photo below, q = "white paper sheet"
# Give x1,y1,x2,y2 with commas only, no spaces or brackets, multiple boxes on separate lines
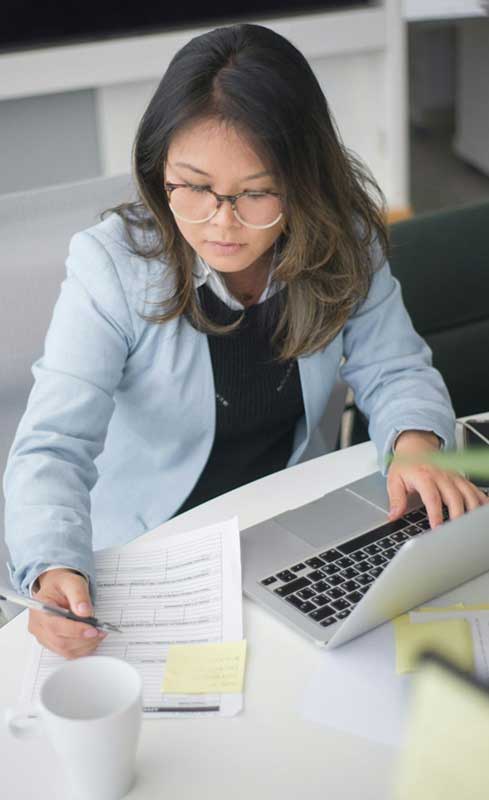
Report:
301,622,412,749
410,609,489,681
20,518,244,717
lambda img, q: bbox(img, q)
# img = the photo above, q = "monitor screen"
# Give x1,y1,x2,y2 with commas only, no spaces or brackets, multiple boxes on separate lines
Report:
1,1,375,53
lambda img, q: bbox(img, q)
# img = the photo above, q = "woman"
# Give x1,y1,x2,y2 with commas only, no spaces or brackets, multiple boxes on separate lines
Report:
4,24,487,658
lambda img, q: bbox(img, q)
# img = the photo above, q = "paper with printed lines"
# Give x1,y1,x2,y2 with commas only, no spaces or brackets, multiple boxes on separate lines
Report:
20,517,243,717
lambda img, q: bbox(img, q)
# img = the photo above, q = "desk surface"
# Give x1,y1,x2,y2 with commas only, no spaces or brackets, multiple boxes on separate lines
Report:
1,436,485,800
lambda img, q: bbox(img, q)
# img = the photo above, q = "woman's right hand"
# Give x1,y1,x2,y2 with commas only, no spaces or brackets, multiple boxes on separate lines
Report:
28,568,107,659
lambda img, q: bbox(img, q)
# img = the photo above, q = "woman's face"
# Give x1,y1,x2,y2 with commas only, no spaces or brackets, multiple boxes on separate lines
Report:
164,119,284,275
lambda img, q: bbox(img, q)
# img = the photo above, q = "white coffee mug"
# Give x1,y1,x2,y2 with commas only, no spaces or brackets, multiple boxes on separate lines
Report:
5,656,143,800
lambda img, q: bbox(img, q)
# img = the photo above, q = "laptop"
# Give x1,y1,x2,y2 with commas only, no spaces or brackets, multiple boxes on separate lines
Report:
240,472,489,648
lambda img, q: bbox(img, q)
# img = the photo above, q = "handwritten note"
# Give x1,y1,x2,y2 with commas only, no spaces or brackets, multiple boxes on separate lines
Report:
393,614,474,674
162,640,247,694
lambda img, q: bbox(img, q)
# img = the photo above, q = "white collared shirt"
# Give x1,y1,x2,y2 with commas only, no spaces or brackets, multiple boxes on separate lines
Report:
192,255,282,309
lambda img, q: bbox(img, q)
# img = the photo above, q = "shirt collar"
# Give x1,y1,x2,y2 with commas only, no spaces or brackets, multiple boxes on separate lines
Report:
192,253,283,310
192,254,212,290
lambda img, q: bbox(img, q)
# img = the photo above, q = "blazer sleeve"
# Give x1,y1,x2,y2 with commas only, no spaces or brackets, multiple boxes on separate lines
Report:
340,257,456,473
3,230,135,597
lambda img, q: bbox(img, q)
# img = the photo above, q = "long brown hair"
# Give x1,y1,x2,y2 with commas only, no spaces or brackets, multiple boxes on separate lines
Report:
103,23,388,360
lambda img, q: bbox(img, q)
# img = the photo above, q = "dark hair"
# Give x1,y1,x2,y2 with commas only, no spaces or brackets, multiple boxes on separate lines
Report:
104,22,388,359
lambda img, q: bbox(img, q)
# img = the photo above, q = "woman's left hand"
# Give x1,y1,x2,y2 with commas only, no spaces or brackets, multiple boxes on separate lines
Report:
387,430,489,529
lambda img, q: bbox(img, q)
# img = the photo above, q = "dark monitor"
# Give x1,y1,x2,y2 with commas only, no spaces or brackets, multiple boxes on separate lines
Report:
2,2,375,54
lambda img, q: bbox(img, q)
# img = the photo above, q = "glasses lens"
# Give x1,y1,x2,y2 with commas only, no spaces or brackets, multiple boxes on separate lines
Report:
235,193,282,227
169,186,216,222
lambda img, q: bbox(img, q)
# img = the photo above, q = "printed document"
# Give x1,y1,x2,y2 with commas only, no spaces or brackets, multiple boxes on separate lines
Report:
20,518,243,717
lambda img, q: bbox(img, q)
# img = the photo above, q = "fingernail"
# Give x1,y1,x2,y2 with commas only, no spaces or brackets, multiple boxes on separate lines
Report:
98,631,108,638
77,603,91,615
83,628,98,639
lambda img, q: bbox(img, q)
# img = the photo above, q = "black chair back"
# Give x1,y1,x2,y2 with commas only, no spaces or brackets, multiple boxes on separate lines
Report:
350,200,489,444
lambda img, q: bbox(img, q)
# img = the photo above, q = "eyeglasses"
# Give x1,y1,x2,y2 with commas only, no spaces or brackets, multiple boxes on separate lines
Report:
165,183,283,230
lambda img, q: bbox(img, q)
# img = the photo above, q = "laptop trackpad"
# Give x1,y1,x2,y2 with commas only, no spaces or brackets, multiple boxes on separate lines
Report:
273,487,388,550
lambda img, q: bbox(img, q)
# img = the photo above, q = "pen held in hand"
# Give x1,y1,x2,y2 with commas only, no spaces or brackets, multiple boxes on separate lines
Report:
0,587,122,633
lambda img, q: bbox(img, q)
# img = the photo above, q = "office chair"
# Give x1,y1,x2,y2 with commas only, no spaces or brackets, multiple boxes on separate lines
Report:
349,199,489,444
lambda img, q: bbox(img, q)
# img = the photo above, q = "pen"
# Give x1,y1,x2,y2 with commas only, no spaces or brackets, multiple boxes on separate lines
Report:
0,587,122,634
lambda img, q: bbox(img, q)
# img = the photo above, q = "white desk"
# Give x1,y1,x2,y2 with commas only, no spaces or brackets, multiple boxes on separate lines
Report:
1,437,486,800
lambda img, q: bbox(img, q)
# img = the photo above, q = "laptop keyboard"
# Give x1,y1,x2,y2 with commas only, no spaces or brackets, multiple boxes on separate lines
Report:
259,507,448,630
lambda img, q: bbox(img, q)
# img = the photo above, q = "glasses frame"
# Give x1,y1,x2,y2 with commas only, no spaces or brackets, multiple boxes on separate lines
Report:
164,183,283,230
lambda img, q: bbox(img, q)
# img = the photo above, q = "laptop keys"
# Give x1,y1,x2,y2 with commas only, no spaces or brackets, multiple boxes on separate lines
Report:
337,518,408,555
356,573,374,586
309,604,335,622
307,569,326,582
319,549,342,563
369,566,383,579
313,594,331,606
331,598,350,612
391,531,409,543
378,538,394,550
296,588,315,600
305,557,325,569
286,595,315,613
276,569,298,583
274,577,311,597
405,524,422,536
262,508,436,630
327,587,346,600
322,563,340,576
404,509,425,523
340,567,358,580
368,554,387,567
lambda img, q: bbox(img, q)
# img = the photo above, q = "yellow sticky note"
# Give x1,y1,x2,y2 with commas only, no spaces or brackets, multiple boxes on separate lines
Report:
397,661,489,800
393,615,474,675
162,640,247,694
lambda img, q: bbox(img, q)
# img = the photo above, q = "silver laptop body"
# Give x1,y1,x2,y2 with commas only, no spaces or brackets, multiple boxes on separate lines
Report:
240,472,489,647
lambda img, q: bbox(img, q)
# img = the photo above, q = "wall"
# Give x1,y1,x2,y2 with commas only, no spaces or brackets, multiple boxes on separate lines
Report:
0,2,408,212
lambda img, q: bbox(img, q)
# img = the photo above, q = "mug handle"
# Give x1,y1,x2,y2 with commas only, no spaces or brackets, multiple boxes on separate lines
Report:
5,707,43,739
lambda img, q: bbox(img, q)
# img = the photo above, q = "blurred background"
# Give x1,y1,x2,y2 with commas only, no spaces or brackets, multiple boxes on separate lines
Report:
1,0,488,211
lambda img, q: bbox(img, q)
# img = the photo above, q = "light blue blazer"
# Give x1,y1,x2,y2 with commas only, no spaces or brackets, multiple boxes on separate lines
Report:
3,213,456,595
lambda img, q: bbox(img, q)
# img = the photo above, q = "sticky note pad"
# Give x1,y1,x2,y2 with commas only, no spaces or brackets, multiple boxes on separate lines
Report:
393,615,474,675
162,640,247,694
396,660,489,800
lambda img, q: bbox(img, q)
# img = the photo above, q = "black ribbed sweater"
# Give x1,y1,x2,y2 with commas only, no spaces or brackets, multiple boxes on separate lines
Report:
176,283,305,515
